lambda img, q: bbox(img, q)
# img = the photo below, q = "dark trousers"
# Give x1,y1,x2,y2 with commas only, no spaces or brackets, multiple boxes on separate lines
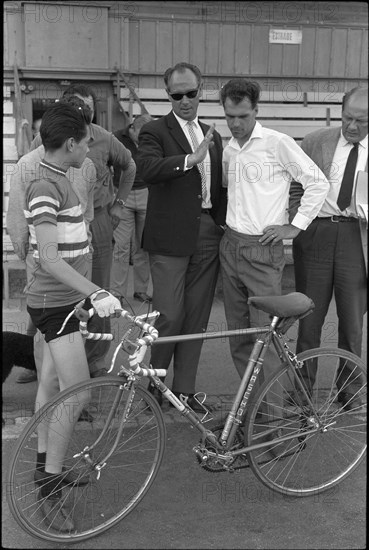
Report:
85,206,114,375
149,213,223,394
293,217,367,392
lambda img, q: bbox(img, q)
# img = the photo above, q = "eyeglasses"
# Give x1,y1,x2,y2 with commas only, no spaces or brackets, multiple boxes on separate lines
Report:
168,89,200,101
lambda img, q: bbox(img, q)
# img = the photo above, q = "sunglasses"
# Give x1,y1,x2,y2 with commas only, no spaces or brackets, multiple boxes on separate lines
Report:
168,89,200,101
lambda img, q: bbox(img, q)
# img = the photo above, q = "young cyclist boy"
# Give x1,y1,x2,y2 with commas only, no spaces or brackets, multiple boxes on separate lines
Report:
24,102,122,531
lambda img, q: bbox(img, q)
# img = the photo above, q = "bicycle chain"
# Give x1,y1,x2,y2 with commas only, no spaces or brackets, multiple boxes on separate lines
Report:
195,425,250,473
195,424,307,473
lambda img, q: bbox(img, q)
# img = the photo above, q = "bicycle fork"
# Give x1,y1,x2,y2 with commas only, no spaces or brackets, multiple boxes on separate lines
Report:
73,381,135,479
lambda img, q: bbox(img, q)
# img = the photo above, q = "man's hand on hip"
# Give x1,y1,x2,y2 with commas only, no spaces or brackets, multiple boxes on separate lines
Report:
259,224,301,245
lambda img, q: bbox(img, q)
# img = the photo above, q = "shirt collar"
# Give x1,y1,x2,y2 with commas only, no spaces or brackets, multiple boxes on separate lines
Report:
88,123,97,141
339,130,368,149
228,120,263,149
40,159,67,176
172,111,200,130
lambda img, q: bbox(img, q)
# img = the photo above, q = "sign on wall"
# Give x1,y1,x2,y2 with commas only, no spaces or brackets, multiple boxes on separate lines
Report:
269,29,302,44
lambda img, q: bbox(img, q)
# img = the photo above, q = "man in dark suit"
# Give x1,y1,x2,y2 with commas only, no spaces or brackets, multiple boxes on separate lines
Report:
291,86,368,410
137,62,227,412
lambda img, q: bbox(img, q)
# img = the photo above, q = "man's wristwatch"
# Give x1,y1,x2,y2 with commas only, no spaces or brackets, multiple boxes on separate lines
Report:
115,198,126,208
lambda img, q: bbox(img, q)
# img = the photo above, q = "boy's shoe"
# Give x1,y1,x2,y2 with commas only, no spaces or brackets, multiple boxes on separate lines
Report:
90,368,108,378
34,468,90,487
336,392,364,413
39,491,74,532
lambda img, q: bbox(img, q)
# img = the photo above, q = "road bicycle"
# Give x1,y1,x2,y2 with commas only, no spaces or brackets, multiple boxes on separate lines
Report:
7,292,366,543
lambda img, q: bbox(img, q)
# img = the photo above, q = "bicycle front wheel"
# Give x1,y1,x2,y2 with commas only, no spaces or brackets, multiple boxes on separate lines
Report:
7,377,166,543
244,348,366,497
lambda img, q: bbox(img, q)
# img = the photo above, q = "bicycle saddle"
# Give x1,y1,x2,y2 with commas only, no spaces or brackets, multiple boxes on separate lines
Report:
248,292,314,318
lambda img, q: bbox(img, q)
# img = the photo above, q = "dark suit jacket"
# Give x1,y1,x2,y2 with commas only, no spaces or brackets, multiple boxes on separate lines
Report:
289,127,341,221
137,111,226,256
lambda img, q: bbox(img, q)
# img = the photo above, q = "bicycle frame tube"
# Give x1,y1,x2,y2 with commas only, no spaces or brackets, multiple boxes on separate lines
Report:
153,326,270,345
271,333,320,413
219,317,281,448
149,376,220,444
220,335,272,447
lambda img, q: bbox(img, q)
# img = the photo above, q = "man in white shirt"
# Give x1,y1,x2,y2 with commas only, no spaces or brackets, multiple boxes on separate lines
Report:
291,86,368,411
219,78,329,399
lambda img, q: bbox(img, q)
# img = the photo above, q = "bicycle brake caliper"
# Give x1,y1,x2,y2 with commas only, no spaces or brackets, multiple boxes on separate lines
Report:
285,345,303,369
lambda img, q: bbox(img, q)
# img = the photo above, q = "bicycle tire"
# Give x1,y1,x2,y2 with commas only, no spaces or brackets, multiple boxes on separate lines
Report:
244,348,366,497
6,377,166,543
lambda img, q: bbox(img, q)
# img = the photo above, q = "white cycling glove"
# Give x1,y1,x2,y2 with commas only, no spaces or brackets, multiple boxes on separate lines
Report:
90,289,122,318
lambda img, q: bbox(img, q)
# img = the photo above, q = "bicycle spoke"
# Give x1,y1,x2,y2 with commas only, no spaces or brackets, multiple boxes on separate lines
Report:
244,348,366,496
7,378,165,543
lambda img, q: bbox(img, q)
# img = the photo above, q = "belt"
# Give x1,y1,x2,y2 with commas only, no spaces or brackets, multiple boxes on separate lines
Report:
319,216,358,223
201,208,212,214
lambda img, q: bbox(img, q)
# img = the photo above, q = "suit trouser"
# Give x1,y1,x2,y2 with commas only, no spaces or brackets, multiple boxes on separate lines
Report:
293,217,367,393
111,188,150,297
219,228,285,412
149,213,223,394
85,206,113,375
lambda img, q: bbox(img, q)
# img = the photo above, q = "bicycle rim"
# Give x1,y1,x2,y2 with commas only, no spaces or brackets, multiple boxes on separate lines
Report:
244,348,366,496
6,377,166,542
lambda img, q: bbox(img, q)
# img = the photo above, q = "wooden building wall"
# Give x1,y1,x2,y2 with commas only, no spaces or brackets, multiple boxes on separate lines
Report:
3,1,368,92
3,0,368,246
125,1,368,93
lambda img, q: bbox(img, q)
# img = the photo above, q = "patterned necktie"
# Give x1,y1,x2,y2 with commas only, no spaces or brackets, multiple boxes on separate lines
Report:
337,142,359,211
187,121,207,201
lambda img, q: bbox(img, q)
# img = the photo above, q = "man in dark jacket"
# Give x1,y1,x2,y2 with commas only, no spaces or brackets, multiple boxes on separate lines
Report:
137,62,227,412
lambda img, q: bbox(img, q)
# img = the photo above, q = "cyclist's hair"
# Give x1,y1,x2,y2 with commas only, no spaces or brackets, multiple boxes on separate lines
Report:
164,62,203,90
40,102,88,152
57,95,92,124
342,86,368,110
220,78,261,109
62,83,97,110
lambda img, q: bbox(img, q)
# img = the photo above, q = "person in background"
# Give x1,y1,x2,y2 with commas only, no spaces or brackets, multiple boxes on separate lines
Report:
111,113,153,304
219,78,329,412
291,86,368,411
30,83,136,377
32,118,42,138
137,62,227,412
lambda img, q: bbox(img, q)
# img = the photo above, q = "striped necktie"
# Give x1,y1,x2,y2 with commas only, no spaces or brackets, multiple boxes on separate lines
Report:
187,121,207,201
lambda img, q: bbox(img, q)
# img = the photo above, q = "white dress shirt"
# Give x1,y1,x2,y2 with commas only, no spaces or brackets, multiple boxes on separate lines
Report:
318,132,368,218
223,121,329,235
172,112,212,208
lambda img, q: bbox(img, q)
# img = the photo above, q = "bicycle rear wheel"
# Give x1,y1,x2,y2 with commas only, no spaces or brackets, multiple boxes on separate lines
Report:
6,377,166,543
244,348,366,496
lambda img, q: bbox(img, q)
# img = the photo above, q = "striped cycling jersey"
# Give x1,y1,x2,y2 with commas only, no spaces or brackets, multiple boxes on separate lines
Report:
24,160,91,308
